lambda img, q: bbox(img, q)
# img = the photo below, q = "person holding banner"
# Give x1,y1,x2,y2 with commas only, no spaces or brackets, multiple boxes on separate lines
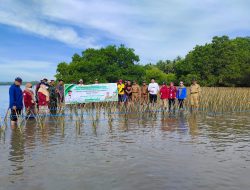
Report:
117,79,126,104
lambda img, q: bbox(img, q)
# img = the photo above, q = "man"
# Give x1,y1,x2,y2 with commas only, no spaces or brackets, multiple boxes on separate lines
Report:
148,78,159,105
117,79,125,104
56,79,64,106
48,80,57,115
65,90,75,103
78,79,84,86
94,79,99,84
9,77,23,126
131,81,141,102
190,79,201,109
141,81,148,105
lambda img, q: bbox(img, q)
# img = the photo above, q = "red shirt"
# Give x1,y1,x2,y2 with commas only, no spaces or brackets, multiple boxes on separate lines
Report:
38,92,48,106
160,85,169,99
169,86,177,99
23,90,34,108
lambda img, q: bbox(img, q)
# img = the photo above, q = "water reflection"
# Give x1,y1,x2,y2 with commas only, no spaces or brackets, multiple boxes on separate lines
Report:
1,110,250,190
9,128,25,176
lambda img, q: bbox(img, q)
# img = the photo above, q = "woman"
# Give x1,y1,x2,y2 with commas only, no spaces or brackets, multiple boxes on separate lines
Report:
168,82,177,111
176,81,187,110
38,83,50,115
23,83,36,118
160,82,169,109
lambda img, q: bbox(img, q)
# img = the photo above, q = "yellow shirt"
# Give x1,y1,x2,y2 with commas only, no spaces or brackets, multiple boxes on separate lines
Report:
117,83,125,95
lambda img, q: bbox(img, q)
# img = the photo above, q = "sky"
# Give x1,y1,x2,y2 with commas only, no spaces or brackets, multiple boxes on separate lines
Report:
0,0,249,81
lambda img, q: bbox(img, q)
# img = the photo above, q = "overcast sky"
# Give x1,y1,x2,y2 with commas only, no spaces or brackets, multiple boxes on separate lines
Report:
0,0,249,81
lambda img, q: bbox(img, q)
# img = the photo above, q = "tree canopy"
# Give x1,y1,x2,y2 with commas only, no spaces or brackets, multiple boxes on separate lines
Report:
56,36,250,87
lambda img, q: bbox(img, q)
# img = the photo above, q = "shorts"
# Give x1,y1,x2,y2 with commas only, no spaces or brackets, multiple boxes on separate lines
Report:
118,94,126,102
10,109,22,121
149,94,157,103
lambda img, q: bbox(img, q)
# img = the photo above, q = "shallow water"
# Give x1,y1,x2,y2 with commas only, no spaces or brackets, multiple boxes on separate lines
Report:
0,85,250,190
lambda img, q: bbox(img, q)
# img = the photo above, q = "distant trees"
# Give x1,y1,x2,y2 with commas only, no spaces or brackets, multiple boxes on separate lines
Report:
56,36,250,87
56,45,145,83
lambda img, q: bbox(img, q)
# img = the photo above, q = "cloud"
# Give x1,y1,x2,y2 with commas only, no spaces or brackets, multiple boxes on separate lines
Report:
0,0,98,48
0,0,249,64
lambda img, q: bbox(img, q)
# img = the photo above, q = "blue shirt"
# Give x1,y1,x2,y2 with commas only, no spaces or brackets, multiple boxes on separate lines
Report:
9,84,23,109
176,87,187,99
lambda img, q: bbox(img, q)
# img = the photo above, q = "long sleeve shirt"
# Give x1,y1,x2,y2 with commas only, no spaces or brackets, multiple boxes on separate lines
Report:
148,83,159,95
9,84,23,109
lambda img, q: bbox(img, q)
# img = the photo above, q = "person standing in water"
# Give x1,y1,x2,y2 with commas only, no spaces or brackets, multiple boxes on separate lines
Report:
125,80,133,104
38,83,50,115
176,81,187,110
9,77,23,127
56,79,64,109
141,81,148,105
131,80,141,103
148,78,159,106
168,82,177,111
117,79,126,104
23,82,36,118
190,79,201,110
160,82,169,110
48,80,57,115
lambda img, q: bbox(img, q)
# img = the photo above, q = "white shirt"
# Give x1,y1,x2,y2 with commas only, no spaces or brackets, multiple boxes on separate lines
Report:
148,82,159,95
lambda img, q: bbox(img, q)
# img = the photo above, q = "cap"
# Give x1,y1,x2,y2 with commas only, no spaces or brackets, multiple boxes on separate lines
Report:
15,77,22,83
79,79,83,82
142,81,146,83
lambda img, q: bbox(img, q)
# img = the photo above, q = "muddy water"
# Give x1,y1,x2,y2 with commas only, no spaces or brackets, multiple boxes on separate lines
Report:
0,86,250,190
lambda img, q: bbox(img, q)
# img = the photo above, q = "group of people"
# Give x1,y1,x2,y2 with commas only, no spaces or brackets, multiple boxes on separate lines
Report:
117,78,201,110
8,76,201,126
9,77,65,126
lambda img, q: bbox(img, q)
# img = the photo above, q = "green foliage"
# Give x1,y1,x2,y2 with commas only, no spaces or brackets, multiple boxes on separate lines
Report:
56,36,250,87
175,36,250,86
55,45,144,83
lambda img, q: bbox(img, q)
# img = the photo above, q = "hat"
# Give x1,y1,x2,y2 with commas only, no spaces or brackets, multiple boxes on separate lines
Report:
15,77,22,83
142,81,146,83
162,82,166,85
43,78,48,82
79,79,83,82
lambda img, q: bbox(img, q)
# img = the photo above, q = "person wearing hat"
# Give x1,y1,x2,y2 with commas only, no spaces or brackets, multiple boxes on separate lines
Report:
9,77,23,126
48,80,57,115
190,79,201,109
141,81,148,105
160,82,169,110
78,79,84,86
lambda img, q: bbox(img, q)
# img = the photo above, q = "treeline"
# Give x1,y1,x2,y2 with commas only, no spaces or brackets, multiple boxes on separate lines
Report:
56,36,250,87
